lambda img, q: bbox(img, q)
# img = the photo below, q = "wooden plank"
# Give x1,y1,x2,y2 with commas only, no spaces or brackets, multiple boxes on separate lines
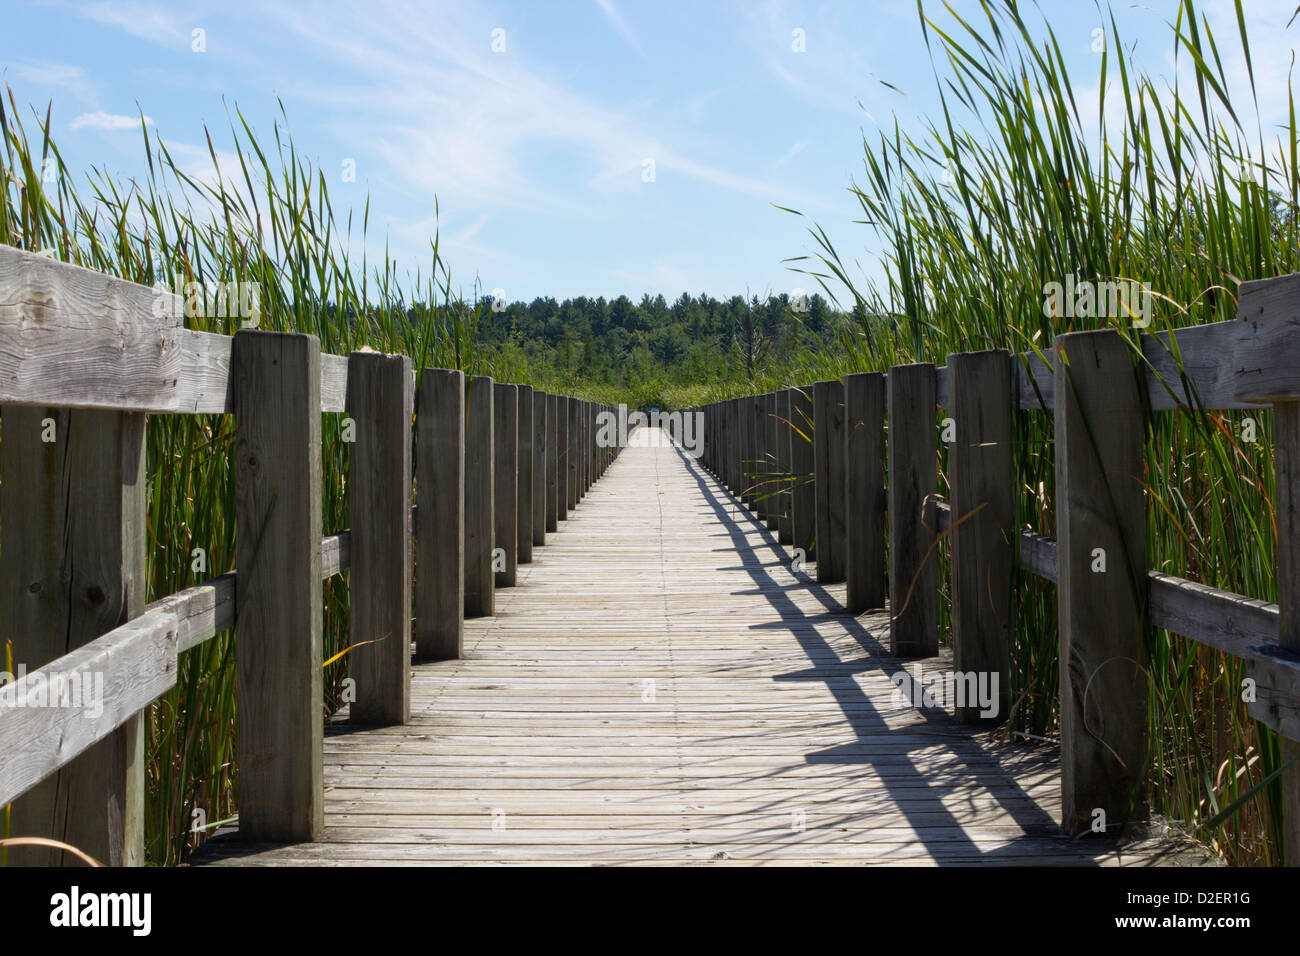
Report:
844,373,886,613
233,330,323,842
1054,329,1147,838
0,611,178,810
464,376,495,617
532,389,547,547
188,425,1199,870
789,387,815,559
887,363,938,656
346,352,412,725
0,405,148,865
1020,532,1058,582
415,369,464,660
947,351,1014,724
814,380,847,583
1233,273,1300,403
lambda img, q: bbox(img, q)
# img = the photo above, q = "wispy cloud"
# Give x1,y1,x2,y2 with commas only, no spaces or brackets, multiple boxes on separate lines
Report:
593,0,646,59
77,1,190,48
70,110,153,131
6,59,98,103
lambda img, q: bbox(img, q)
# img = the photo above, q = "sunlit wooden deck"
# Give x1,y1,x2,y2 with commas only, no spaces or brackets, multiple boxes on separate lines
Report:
192,428,1205,866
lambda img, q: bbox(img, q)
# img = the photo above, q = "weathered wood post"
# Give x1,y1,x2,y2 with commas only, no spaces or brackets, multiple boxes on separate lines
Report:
494,383,519,587
887,363,937,657
814,380,847,583
546,392,560,531
533,389,548,547
845,372,886,612
776,390,793,545
947,351,1014,724
233,330,323,841
415,368,463,660
764,393,779,531
789,386,816,561
464,375,495,617
518,385,534,564
346,351,413,725
0,404,148,865
557,396,569,521
1055,330,1147,837
567,397,580,511
1231,274,1300,863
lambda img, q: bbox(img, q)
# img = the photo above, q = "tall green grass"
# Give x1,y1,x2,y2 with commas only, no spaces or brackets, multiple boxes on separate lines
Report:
0,93,542,864
777,0,1296,863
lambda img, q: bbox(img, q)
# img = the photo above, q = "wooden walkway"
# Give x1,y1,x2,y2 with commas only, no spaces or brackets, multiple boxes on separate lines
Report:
193,427,1201,866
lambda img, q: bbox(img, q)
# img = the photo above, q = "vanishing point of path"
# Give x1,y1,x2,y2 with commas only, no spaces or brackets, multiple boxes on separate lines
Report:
194,427,1204,866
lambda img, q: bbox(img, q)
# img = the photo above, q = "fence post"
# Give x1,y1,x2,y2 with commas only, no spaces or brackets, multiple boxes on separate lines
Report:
464,375,495,617
947,351,1014,724
887,363,937,657
776,390,793,545
518,385,534,564
1055,330,1147,837
789,387,816,561
845,372,886,612
1270,404,1300,864
764,393,779,531
415,368,463,660
814,380,847,583
346,351,413,725
0,407,147,865
533,390,548,547
567,398,580,511
494,383,519,587
546,393,560,531
233,330,323,842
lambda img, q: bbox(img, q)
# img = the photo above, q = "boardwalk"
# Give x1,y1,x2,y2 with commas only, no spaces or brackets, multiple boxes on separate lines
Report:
191,427,1199,867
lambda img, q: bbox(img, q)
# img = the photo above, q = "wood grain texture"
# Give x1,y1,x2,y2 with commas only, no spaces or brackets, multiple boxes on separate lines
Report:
347,352,413,725
845,373,886,613
1054,330,1147,838
0,405,147,865
814,380,846,583
464,376,495,617
775,391,793,545
415,369,464,660
190,427,1202,868
532,390,547,547
789,388,816,560
233,330,324,842
546,393,559,532
947,351,1014,724
517,385,535,564
887,364,938,657
1268,401,1300,863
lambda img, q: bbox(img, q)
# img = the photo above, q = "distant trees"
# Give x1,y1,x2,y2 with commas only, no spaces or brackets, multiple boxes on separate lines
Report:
467,289,845,390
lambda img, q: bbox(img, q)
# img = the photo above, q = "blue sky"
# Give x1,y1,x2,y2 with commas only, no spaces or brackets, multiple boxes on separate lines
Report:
2,1,1297,304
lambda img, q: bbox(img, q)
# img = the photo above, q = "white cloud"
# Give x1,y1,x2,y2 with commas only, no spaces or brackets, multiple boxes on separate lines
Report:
70,111,153,131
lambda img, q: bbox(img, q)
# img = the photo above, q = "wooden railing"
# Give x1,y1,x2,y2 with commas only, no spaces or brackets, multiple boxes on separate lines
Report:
692,278,1300,862
0,246,623,864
